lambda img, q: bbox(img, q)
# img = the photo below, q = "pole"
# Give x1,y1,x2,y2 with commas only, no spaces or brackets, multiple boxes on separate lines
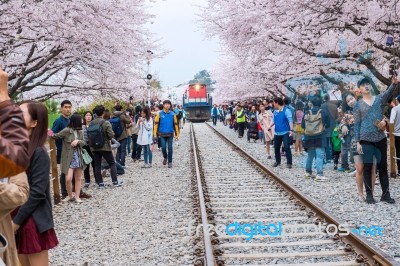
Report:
389,123,396,178
49,138,61,204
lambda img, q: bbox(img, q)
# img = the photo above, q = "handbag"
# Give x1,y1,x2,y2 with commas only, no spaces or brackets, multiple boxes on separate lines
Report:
294,123,304,134
82,149,93,165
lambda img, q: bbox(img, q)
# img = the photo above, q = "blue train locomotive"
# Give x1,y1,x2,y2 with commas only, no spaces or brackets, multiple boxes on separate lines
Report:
182,83,212,122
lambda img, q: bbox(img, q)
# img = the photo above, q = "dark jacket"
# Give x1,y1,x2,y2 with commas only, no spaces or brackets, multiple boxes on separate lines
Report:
91,118,115,152
302,106,330,148
0,100,29,177
247,121,258,133
321,101,338,135
13,147,54,233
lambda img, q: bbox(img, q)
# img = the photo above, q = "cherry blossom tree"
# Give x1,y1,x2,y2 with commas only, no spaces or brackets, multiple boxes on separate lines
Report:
0,0,163,102
200,0,400,101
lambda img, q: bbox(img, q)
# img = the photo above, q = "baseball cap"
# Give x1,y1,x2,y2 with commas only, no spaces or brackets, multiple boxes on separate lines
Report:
357,78,372,87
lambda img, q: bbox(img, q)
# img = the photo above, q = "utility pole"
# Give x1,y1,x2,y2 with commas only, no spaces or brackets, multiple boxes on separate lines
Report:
146,50,153,106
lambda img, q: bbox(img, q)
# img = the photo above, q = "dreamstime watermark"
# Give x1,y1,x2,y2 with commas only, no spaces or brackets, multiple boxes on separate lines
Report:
187,220,383,241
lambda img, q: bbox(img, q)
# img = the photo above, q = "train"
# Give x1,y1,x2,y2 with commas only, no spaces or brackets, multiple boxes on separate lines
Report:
182,83,212,122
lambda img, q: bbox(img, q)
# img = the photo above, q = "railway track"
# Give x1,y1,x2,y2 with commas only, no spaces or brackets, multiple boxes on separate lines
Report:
190,123,398,266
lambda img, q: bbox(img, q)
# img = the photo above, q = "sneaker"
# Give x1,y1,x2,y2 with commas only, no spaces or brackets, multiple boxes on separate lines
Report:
272,162,280,167
287,164,292,169
267,156,272,159
381,194,395,204
305,173,313,179
80,191,92,199
315,175,329,182
333,164,338,170
397,173,400,177
61,194,68,200
62,196,75,202
348,170,356,176
97,183,106,189
141,164,149,168
366,194,376,204
113,181,123,187
163,158,167,165
75,198,83,203
168,163,172,168
358,194,366,202
84,183,90,189
337,167,350,172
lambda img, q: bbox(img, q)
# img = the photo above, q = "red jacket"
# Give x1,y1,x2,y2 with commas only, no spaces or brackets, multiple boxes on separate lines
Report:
0,100,29,177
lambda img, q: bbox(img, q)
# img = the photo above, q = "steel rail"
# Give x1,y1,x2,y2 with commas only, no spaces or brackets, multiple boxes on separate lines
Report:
205,123,398,266
191,123,216,266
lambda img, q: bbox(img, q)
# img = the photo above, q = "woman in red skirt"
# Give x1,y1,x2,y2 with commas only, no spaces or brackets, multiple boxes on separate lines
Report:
12,101,58,266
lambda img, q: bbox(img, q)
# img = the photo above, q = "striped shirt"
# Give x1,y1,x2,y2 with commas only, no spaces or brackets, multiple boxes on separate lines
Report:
354,84,398,142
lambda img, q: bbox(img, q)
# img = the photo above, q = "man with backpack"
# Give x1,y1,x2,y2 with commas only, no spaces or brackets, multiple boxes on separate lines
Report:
88,105,123,188
302,96,330,181
110,105,131,167
153,100,179,168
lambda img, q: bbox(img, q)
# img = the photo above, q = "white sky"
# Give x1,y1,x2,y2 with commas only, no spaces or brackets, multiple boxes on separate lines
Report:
148,0,219,88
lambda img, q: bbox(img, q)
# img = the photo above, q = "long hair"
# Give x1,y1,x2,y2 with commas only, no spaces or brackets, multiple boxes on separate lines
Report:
83,111,93,125
20,101,49,165
68,113,83,130
342,92,355,112
143,106,151,121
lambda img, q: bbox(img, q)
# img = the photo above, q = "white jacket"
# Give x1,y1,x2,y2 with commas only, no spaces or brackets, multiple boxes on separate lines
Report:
136,117,153,146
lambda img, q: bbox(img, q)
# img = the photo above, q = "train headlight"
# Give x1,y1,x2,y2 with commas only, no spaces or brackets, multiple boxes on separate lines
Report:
195,84,200,91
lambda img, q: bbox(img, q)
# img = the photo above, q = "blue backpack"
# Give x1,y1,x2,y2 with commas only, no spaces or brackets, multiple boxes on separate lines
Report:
109,116,123,138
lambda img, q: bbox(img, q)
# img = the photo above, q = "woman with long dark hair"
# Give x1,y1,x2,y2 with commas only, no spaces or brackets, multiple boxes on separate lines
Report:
50,113,85,203
82,111,95,188
12,101,58,266
136,106,153,168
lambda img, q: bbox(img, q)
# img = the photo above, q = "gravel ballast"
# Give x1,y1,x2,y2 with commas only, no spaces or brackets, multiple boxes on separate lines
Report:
49,126,196,266
210,122,400,261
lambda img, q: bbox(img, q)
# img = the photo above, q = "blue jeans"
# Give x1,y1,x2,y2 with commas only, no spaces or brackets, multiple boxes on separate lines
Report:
274,133,292,165
306,147,324,175
126,136,132,154
160,136,173,163
259,131,264,143
340,134,352,169
212,116,217,125
116,138,127,166
142,144,152,164
325,136,333,161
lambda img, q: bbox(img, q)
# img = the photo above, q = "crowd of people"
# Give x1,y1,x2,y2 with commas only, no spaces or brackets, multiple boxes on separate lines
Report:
0,64,183,265
1,62,400,265
211,77,400,205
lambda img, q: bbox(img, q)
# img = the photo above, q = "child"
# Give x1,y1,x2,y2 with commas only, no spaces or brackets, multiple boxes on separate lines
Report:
332,126,342,170
258,121,264,145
